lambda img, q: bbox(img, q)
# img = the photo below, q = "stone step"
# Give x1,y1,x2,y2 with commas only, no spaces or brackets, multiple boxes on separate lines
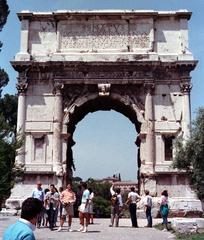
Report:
171,218,204,234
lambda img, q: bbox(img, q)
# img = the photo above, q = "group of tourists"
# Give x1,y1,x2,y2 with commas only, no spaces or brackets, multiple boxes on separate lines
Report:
31,181,94,233
110,185,153,228
109,184,169,231
3,181,169,240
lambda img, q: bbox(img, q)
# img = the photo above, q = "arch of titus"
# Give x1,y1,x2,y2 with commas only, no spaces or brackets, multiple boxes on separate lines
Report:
7,10,202,214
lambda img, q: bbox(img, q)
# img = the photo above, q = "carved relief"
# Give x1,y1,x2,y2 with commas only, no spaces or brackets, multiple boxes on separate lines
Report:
98,83,111,96
113,85,145,110
62,84,144,113
55,69,152,81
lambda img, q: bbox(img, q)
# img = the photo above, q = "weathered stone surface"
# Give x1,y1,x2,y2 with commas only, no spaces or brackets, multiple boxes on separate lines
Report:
171,218,204,234
5,200,22,211
0,208,19,216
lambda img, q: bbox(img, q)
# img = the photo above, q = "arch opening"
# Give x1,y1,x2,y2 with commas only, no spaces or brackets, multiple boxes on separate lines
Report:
63,95,142,190
73,110,137,182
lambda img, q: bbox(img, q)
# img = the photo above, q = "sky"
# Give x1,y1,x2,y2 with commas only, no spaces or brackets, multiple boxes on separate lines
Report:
0,0,204,181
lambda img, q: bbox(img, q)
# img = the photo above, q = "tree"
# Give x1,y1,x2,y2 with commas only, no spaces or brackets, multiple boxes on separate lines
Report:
0,94,18,208
173,107,204,199
0,68,9,97
72,178,111,217
86,178,111,217
0,0,9,31
0,0,9,96
0,0,16,209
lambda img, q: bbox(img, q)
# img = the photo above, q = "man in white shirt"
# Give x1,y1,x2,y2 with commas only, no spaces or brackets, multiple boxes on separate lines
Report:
143,190,153,227
125,187,141,227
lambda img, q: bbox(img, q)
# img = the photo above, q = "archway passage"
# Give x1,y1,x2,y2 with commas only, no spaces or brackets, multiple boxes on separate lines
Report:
72,110,137,182
63,94,142,188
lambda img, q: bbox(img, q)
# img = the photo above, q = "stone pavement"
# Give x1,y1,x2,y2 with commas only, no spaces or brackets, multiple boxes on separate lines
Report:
0,216,175,240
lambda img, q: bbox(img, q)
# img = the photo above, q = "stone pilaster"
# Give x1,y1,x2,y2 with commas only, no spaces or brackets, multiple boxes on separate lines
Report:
16,71,28,166
53,82,64,176
15,19,30,61
180,82,192,140
144,83,155,174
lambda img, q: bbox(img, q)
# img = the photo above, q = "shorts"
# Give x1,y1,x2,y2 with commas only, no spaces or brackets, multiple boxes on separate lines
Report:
111,205,121,216
78,203,89,213
62,203,74,217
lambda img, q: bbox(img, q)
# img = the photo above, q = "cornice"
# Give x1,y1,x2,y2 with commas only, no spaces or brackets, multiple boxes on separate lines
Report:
17,10,192,21
10,60,198,72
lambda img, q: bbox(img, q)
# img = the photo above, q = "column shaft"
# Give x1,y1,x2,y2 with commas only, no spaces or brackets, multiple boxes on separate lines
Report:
53,88,63,175
145,90,154,164
16,92,26,165
182,84,192,140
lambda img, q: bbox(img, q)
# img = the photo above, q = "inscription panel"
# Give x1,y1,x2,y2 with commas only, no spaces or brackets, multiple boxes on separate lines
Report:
130,19,153,50
59,19,153,52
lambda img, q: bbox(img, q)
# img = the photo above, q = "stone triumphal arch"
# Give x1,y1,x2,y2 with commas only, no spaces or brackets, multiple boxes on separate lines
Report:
8,10,202,213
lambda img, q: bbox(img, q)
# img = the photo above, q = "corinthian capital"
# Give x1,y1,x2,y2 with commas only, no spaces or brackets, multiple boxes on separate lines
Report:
144,82,155,94
180,83,192,93
16,70,28,94
16,82,28,94
53,82,64,95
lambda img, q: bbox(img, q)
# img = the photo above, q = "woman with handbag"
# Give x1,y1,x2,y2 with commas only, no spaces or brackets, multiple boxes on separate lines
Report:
159,190,169,231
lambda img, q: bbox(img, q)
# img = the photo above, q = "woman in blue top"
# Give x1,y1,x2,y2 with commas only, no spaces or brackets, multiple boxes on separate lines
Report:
78,182,90,233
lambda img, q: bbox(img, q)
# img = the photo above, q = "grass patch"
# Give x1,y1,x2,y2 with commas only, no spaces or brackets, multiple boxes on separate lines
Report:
154,223,166,231
154,223,173,231
176,233,204,240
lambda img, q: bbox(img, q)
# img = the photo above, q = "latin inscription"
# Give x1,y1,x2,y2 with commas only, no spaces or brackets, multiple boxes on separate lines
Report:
59,21,151,50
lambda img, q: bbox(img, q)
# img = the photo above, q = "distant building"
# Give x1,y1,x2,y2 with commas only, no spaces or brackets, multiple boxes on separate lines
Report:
97,176,138,193
114,181,138,193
